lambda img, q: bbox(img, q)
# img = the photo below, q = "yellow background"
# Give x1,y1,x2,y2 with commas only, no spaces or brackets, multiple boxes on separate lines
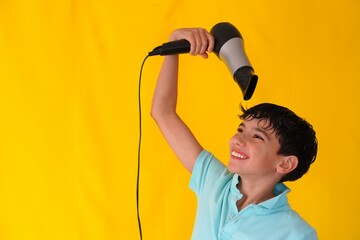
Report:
0,0,359,239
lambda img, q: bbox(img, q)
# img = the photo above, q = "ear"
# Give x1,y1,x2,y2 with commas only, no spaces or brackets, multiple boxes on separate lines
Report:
276,156,298,174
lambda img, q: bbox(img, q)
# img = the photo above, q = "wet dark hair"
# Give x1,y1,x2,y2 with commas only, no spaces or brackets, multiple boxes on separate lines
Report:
239,103,318,182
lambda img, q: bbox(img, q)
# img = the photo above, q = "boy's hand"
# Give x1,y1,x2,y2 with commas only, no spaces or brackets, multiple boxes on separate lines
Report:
169,28,214,59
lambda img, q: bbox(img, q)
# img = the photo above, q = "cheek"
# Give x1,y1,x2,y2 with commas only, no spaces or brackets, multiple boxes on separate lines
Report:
255,147,280,166
247,143,270,160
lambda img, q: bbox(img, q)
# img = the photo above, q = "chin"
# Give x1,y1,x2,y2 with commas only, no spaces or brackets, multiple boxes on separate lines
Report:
227,163,239,174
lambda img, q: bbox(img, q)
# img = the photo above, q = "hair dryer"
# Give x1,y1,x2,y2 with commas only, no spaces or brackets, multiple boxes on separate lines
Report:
148,22,258,100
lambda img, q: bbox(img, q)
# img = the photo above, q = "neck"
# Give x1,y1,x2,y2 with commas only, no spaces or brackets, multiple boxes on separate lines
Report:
236,176,278,211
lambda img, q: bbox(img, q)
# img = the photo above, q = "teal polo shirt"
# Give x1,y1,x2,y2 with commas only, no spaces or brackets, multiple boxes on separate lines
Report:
189,150,317,240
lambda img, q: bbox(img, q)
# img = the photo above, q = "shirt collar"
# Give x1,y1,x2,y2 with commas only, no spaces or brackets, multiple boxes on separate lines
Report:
230,174,242,197
259,182,290,210
230,174,290,210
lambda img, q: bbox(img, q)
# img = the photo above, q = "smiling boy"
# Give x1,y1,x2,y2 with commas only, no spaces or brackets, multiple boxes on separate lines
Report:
151,27,318,240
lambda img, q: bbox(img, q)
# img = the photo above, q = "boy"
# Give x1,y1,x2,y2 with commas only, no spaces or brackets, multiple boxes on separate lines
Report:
151,28,318,239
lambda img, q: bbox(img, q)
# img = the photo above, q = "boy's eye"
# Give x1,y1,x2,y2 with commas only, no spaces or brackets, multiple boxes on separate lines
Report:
254,134,264,141
237,127,243,133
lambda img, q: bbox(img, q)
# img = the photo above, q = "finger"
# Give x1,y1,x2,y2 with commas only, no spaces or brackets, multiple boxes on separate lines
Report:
206,33,215,53
186,31,197,55
194,29,202,55
198,28,209,54
200,52,209,59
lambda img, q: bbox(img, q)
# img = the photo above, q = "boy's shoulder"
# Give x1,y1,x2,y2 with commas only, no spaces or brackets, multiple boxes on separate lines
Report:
266,207,317,239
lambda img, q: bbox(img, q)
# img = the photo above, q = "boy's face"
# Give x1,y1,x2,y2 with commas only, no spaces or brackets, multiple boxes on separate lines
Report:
228,118,283,180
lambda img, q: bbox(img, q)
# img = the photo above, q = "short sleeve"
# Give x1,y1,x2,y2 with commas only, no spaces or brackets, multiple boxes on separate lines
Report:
189,150,230,196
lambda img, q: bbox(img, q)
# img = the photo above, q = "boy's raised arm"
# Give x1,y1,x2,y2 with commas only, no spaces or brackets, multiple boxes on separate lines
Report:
151,28,214,173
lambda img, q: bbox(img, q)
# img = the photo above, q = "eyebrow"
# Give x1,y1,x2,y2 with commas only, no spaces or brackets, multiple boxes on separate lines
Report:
239,122,271,140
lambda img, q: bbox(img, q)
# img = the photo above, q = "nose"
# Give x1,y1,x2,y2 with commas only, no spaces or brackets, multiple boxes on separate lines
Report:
233,133,247,147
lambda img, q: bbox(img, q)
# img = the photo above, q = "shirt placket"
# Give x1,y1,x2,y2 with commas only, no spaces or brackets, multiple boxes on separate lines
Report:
220,204,258,238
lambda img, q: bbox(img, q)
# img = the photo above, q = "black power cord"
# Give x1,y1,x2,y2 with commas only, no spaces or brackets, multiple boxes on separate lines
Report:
137,54,150,240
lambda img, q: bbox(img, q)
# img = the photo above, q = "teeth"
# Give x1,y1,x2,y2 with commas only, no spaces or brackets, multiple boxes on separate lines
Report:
231,151,246,159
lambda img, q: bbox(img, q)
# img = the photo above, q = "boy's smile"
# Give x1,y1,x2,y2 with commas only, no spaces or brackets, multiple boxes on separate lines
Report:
231,150,249,160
